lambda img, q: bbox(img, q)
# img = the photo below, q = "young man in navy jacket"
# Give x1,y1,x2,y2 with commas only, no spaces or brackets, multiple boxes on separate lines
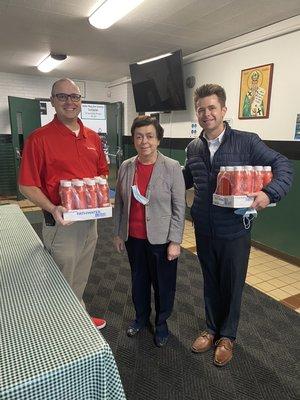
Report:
183,83,293,366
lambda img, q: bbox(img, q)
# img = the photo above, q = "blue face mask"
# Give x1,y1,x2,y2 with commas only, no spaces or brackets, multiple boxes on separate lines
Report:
234,208,257,229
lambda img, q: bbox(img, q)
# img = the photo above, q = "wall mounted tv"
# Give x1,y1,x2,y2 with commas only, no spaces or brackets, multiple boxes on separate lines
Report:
129,49,186,112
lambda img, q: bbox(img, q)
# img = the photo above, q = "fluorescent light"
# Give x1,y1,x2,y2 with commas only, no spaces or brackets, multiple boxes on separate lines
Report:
37,54,67,73
137,53,172,65
89,0,145,29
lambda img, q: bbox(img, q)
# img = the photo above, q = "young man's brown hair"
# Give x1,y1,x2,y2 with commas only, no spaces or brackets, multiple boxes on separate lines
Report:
194,84,226,108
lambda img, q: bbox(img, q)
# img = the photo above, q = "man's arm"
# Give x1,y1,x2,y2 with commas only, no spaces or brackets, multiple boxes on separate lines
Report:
19,185,67,225
167,161,186,245
182,163,194,190
182,143,198,190
249,134,293,204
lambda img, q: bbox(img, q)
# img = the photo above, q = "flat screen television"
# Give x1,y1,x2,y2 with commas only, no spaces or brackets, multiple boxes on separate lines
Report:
129,49,186,112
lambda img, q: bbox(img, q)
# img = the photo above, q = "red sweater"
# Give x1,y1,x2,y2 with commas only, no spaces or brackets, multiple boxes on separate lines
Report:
129,160,154,239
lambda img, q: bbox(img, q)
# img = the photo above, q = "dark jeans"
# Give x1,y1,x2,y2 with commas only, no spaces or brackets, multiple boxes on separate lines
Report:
125,236,177,337
195,231,251,340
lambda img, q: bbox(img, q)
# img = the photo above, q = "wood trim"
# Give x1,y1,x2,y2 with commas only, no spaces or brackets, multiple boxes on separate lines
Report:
251,240,300,267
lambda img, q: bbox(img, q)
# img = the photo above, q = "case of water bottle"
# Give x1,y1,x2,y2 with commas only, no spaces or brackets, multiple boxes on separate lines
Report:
213,165,273,208
59,177,112,221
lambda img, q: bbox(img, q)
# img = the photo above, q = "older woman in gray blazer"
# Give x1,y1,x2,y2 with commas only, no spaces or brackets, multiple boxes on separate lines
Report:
114,116,185,347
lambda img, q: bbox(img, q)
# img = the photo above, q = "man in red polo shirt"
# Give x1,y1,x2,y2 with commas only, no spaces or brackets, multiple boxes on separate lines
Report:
19,78,109,329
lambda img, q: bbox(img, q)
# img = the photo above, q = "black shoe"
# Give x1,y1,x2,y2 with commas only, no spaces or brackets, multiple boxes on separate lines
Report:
127,321,154,337
126,326,141,337
154,334,169,348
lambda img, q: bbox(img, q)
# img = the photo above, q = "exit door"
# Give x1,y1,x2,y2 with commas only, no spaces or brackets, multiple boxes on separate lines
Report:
8,96,41,197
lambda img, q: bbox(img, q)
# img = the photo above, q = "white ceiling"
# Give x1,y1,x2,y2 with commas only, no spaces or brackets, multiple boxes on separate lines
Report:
0,0,299,82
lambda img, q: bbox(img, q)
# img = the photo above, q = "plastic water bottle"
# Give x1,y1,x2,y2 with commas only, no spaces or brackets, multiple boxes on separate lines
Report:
216,166,226,195
73,180,87,209
59,180,74,210
223,166,234,195
85,179,98,208
232,166,244,195
95,177,110,207
253,166,264,192
244,166,254,194
263,166,273,187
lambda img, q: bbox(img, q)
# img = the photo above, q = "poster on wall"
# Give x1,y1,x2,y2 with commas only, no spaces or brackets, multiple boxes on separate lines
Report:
238,63,274,119
81,103,105,120
294,114,300,140
81,103,107,134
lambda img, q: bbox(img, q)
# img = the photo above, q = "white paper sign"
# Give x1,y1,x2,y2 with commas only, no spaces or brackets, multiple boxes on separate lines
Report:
81,104,106,120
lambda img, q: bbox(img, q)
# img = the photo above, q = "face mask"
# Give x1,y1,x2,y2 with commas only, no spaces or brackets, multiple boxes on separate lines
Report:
131,185,149,205
234,207,257,230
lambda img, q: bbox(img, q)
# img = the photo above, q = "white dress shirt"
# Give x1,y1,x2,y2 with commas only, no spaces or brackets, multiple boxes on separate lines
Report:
204,129,225,162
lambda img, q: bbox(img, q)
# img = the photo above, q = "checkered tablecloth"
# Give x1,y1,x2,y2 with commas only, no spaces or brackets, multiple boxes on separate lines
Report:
0,205,126,400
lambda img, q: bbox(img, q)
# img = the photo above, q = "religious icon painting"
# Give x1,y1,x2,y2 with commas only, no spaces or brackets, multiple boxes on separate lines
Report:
238,63,274,119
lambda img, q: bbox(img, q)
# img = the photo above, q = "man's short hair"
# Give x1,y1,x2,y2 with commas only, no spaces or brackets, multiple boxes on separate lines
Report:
194,84,226,108
51,78,80,97
130,115,164,141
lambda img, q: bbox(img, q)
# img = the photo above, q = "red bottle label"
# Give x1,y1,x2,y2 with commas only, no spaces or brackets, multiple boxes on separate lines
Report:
86,185,98,208
60,187,74,210
263,171,273,187
74,186,87,209
253,171,264,192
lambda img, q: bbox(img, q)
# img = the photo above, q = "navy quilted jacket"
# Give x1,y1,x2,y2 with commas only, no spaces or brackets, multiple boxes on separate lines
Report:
183,123,293,240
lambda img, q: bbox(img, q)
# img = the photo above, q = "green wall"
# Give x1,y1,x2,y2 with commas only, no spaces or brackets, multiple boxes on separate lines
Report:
252,160,299,259
0,136,17,196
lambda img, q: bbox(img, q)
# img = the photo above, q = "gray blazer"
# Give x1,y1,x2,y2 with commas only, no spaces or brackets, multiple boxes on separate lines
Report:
114,151,185,244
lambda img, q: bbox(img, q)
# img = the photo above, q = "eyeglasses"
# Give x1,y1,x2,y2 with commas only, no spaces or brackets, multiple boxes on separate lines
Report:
53,93,81,102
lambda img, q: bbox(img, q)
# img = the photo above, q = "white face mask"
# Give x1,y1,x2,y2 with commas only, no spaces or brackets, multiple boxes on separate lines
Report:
131,185,149,205
234,207,257,229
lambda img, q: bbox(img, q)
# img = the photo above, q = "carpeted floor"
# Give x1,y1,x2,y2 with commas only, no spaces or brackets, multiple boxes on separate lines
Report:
32,218,299,400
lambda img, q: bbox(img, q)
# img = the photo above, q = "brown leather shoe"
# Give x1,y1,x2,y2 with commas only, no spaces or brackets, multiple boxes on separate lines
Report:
191,331,215,353
214,338,233,367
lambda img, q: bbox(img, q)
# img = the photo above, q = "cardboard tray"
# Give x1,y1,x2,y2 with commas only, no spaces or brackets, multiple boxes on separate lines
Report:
63,206,112,221
213,194,276,208
213,194,254,208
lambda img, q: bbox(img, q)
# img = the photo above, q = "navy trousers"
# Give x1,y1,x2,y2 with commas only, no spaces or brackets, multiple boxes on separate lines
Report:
195,231,251,340
125,236,177,337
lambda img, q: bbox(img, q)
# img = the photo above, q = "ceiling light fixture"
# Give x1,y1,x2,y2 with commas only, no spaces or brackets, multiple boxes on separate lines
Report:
37,53,67,73
137,52,172,65
89,0,145,30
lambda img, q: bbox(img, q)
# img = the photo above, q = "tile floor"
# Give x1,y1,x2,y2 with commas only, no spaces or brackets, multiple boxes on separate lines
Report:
182,219,300,313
